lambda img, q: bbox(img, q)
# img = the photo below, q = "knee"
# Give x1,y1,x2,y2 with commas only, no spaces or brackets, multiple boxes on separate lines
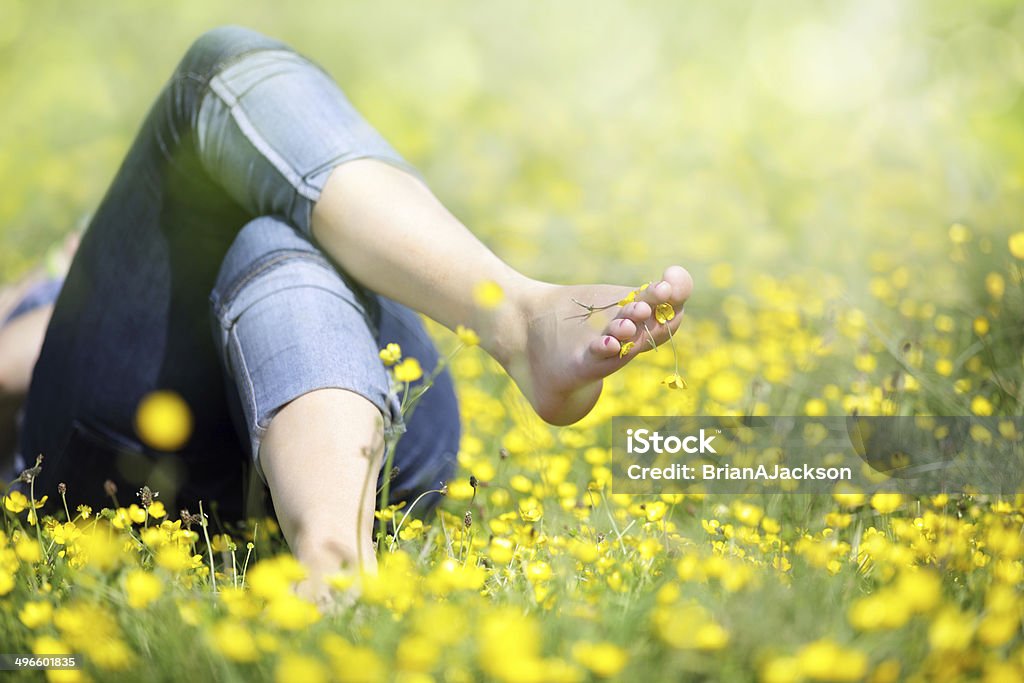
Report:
181,26,239,70
212,216,317,298
179,26,283,79
186,25,255,55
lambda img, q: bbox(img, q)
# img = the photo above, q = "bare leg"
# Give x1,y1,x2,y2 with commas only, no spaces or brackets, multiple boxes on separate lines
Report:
313,160,694,425
0,305,54,477
258,389,384,606
255,157,693,602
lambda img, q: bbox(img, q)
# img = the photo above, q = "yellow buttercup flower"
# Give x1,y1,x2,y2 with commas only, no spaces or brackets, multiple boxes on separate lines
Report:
928,608,975,651
1008,231,1024,259
662,374,687,390
154,545,193,572
4,491,46,515
985,272,1005,299
32,635,72,657
275,653,328,683
694,623,730,650
265,594,321,630
618,341,635,358
147,501,166,519
128,504,147,525
247,555,308,601
456,324,480,346
572,641,628,678
654,302,675,324
870,493,903,514
125,569,163,609
398,518,425,541
971,395,993,416
15,535,41,563
489,537,515,564
761,656,800,683
379,342,402,366
210,620,259,662
3,491,28,514
473,280,504,308
135,390,193,451
19,601,53,629
832,484,865,508
707,371,744,403
797,640,867,681
518,497,544,522
948,223,971,243
394,357,423,383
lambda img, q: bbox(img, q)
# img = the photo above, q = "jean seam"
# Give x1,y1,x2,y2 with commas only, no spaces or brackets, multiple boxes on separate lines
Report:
228,326,264,438
214,250,333,321
209,52,312,103
205,72,320,206
177,47,296,104
227,282,368,332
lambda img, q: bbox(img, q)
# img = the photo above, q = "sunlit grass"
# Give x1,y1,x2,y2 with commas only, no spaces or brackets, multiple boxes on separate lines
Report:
2,1,1024,681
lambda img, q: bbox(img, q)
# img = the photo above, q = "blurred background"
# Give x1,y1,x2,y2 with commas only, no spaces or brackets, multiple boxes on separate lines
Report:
1,0,1022,375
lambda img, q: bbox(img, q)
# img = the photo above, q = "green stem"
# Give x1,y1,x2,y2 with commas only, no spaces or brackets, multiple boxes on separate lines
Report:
598,488,628,554
198,501,217,593
376,439,398,536
379,347,460,522
30,477,48,567
60,492,71,523
241,523,257,588
392,488,447,545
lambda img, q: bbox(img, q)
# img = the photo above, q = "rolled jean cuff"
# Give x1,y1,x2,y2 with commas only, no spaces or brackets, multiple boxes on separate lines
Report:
211,232,405,484
195,48,422,238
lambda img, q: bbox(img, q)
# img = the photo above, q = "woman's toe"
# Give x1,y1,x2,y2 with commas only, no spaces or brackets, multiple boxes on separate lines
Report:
662,265,694,304
589,334,621,359
638,279,673,308
619,301,652,324
606,317,637,341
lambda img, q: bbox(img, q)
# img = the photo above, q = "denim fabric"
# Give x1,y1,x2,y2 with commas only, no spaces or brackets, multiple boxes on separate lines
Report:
17,26,458,521
209,216,403,483
197,50,422,236
2,278,63,325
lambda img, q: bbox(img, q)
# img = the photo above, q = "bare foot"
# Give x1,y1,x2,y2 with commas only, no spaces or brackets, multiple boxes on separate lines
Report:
497,266,693,425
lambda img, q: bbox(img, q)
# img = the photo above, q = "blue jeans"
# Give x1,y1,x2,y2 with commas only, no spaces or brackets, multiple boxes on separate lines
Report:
16,26,459,522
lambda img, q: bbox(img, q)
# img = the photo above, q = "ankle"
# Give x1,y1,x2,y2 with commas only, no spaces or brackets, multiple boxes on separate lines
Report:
477,276,550,366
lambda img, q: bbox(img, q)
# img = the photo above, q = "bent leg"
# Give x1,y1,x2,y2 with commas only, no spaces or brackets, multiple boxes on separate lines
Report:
261,389,383,604
211,217,399,600
186,28,693,426
21,27,412,507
